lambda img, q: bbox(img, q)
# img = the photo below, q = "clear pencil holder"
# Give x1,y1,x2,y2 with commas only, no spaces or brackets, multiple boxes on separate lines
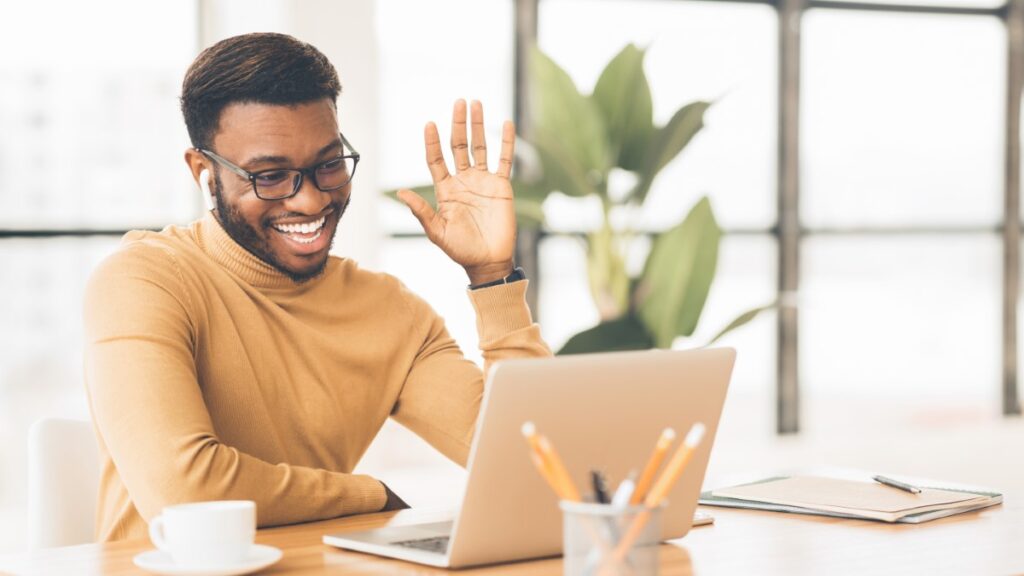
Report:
560,501,663,576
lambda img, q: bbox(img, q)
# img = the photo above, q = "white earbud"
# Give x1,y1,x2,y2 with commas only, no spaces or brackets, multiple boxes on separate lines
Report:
199,169,215,211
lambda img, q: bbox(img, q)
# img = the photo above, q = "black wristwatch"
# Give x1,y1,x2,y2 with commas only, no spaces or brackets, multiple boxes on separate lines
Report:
469,266,527,290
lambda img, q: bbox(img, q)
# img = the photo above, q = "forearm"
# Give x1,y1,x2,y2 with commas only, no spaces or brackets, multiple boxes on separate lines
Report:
391,280,550,467
139,432,386,526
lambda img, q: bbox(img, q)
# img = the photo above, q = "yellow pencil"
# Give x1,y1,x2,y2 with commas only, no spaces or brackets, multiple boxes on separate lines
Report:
521,422,565,498
537,434,582,502
630,427,677,505
643,423,705,507
521,422,583,502
608,423,706,568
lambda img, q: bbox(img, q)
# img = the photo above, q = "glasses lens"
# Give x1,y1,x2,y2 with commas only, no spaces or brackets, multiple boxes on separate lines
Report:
315,156,356,190
254,170,301,200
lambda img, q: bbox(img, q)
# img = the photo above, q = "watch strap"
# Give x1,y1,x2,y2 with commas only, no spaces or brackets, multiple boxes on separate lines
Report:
469,266,526,290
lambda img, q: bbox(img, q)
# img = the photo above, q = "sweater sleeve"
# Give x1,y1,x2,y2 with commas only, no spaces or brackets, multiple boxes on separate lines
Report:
390,280,551,466
83,243,387,527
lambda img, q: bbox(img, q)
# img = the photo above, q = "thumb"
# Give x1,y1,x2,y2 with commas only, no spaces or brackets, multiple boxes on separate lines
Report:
397,189,441,240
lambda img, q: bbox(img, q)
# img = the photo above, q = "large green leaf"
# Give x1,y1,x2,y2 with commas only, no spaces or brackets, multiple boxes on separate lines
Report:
705,301,776,346
586,225,630,319
383,185,546,229
637,197,721,347
557,315,654,355
527,46,609,196
632,101,711,204
508,180,550,229
512,197,546,229
590,44,654,172
530,135,601,198
509,177,550,203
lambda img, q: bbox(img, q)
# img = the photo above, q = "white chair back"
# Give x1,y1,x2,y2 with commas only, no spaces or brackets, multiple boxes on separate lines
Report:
27,418,99,549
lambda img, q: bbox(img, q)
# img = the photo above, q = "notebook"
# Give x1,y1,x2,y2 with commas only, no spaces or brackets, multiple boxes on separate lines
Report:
700,475,1002,523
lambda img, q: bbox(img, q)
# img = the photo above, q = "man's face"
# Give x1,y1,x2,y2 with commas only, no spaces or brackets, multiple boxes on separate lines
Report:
206,99,350,282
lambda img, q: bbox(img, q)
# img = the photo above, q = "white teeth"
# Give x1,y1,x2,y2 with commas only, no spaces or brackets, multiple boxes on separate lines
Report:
289,228,323,244
273,216,326,235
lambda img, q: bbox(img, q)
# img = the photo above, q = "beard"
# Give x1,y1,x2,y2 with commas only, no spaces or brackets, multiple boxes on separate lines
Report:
211,170,348,283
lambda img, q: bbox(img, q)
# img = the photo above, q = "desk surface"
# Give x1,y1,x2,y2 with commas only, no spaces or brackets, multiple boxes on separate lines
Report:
3,493,1021,576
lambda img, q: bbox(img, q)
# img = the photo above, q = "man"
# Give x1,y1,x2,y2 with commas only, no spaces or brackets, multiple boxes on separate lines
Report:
84,32,550,542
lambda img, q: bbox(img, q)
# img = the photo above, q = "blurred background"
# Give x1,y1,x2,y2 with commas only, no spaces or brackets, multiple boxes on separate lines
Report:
1,0,1022,554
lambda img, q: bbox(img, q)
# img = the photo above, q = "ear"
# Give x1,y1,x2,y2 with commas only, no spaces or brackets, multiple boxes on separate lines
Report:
185,148,216,211
184,148,209,183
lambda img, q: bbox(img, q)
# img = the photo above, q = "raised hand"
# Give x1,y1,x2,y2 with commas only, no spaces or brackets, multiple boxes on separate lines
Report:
397,99,517,286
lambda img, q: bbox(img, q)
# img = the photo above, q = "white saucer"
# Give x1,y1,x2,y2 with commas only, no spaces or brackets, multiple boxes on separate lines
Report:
133,544,282,576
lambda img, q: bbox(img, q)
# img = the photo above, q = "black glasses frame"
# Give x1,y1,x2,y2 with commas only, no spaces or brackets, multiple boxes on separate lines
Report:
198,132,360,201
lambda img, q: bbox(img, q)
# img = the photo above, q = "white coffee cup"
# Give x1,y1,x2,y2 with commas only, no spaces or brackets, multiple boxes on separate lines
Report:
148,500,255,568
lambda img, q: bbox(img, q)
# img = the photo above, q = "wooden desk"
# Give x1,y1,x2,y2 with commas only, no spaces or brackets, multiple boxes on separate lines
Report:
2,494,1021,575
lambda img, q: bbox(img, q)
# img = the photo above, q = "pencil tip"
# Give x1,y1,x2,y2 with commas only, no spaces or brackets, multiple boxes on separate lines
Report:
521,421,536,437
684,423,706,447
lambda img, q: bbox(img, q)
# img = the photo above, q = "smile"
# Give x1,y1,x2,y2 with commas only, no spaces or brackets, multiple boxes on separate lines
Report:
271,215,327,245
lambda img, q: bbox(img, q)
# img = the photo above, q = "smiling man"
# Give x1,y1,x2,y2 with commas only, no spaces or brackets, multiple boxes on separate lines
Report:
83,33,550,542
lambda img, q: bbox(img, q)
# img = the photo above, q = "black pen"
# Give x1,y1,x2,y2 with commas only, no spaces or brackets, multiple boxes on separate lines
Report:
590,470,611,504
873,474,922,494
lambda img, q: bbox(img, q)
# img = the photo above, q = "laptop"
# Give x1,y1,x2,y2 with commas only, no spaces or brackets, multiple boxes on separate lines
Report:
323,347,735,568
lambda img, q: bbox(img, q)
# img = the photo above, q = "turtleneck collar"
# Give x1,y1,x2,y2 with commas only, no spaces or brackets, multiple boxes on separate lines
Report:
195,212,318,290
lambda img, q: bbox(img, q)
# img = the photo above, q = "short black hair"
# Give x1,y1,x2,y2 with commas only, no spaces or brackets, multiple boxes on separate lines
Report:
180,32,341,150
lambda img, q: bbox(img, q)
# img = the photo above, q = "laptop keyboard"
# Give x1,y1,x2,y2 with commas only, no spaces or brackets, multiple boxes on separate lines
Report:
391,535,450,555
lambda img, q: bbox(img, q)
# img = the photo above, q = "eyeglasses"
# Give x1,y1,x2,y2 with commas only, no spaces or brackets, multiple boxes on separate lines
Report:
197,132,360,201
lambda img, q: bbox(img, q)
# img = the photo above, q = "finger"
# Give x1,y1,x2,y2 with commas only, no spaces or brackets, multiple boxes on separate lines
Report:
450,99,471,172
496,120,516,179
397,188,441,241
470,100,488,171
423,122,450,185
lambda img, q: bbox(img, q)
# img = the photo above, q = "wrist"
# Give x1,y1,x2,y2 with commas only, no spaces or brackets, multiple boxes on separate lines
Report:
465,261,515,286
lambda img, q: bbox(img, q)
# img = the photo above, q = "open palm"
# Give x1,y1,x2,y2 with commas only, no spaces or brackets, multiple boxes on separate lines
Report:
398,100,517,284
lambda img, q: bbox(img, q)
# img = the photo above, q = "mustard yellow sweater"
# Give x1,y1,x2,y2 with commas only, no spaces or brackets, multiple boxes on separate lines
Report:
83,214,550,541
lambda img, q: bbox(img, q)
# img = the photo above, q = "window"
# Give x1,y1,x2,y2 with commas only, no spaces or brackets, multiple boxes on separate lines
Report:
799,10,1005,419
802,11,1005,229
802,236,1001,409
0,0,199,229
